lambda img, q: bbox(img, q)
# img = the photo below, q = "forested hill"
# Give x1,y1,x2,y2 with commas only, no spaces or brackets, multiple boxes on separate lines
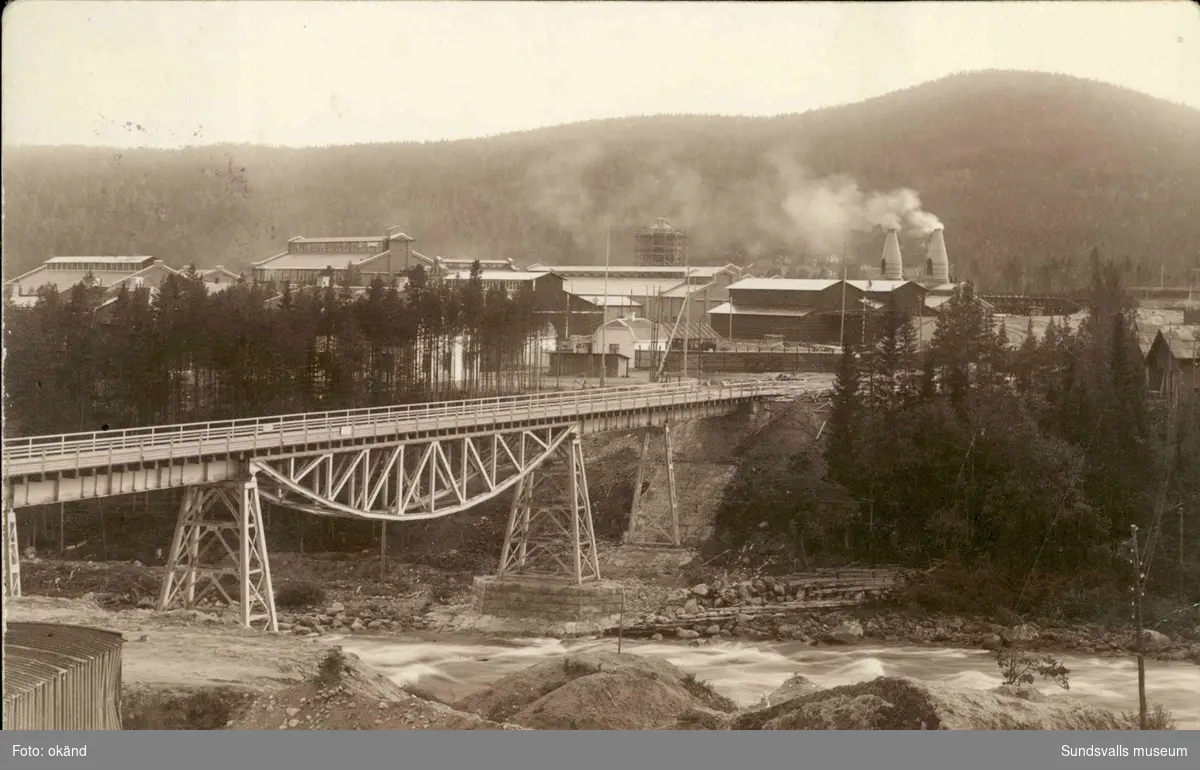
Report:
4,70,1199,291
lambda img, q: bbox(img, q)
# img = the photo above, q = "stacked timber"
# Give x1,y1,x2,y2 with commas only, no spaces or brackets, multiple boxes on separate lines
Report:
627,568,900,635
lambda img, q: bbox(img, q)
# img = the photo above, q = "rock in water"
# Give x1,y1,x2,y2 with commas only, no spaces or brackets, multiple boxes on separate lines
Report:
730,677,1124,730
764,673,822,705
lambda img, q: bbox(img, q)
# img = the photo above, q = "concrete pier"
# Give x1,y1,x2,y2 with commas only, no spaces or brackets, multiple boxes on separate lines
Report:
471,576,625,623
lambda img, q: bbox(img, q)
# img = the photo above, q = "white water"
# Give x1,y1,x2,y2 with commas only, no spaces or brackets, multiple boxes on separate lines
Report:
333,634,1200,729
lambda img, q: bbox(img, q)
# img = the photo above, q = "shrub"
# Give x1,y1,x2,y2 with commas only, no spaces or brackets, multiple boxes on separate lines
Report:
275,581,326,609
318,647,348,684
996,649,1071,690
1122,703,1178,730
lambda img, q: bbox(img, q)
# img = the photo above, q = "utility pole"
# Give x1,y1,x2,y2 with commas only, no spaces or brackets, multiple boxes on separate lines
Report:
1130,524,1148,730
839,241,849,349
682,245,692,382
599,215,611,388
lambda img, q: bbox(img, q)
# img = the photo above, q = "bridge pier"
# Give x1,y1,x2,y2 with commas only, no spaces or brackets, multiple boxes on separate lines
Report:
158,477,279,632
626,425,682,547
3,508,20,598
475,431,624,624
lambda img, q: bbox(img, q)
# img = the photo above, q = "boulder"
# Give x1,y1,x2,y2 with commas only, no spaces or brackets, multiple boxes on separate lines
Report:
452,652,737,730
729,677,1124,731
1002,624,1039,644
1138,629,1171,651
764,673,822,704
690,583,711,598
824,620,864,645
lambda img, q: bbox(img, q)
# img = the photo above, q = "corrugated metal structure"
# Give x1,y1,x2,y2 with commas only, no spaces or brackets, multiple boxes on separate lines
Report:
4,622,124,730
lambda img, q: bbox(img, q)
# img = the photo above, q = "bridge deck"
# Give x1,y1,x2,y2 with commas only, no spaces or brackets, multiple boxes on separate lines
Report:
3,381,809,483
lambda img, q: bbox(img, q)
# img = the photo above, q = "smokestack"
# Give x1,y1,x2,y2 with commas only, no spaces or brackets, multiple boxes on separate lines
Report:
926,227,950,283
881,228,903,281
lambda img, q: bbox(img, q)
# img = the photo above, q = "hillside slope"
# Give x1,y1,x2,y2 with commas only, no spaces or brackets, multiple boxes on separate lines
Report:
4,70,1198,290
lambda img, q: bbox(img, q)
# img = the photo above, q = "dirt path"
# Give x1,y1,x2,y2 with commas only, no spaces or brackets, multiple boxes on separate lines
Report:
7,595,329,693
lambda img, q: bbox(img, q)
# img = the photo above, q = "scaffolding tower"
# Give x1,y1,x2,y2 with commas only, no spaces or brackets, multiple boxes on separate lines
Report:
635,218,687,267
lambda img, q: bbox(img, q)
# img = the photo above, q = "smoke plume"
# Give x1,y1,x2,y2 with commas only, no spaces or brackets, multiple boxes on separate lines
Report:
770,150,943,252
520,143,942,261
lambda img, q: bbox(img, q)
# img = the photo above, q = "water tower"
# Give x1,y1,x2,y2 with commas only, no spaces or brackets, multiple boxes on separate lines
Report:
635,217,687,267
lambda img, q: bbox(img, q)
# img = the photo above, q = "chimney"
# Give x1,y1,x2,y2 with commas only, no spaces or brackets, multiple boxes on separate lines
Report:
926,227,950,283
881,228,903,281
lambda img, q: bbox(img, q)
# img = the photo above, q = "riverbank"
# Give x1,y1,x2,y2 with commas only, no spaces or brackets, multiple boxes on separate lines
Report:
13,553,1200,665
8,594,1197,730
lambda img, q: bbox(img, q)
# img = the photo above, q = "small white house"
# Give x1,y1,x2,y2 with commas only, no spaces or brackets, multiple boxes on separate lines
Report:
590,317,668,361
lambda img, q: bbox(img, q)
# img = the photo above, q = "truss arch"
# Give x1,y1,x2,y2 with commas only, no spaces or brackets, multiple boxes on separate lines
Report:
252,424,578,521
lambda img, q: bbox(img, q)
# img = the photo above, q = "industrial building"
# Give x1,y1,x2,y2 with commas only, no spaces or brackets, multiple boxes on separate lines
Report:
708,277,926,344
195,265,243,294
527,218,741,340
707,226,989,345
250,225,524,289
1145,324,1199,402
4,256,183,308
250,228,418,286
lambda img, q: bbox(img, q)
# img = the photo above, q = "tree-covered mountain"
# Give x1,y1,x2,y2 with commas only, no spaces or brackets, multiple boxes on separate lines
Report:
4,70,1199,292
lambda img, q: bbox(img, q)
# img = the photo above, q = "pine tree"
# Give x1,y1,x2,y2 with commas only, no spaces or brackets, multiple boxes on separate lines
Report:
826,343,862,486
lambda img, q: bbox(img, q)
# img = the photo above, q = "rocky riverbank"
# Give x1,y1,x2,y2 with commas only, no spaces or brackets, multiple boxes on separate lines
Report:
14,556,1200,664
615,576,1200,665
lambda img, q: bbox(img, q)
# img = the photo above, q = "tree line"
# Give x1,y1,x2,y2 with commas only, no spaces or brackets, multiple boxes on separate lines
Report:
718,252,1200,618
3,262,542,437
5,72,1199,292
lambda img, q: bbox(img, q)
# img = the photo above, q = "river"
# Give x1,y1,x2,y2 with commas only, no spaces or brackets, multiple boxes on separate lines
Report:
333,634,1200,729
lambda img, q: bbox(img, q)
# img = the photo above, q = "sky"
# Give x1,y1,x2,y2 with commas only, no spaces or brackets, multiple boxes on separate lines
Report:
2,0,1198,149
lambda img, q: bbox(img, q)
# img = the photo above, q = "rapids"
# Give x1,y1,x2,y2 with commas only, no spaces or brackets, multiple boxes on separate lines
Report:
333,634,1200,728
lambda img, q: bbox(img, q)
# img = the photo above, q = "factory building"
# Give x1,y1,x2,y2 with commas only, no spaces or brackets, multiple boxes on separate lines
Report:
4,256,183,308
706,228,985,345
251,227,418,286
527,218,738,342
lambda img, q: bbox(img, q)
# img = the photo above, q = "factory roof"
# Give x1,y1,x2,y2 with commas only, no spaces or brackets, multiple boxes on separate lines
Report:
5,259,181,302
44,256,157,267
552,276,692,297
252,251,390,271
441,270,548,282
847,279,923,294
729,278,842,292
434,256,515,269
659,281,716,298
290,236,387,244
1152,325,1200,360
527,264,736,279
708,302,815,318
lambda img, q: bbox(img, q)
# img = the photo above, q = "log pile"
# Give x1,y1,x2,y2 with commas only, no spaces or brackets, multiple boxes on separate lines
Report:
626,568,901,635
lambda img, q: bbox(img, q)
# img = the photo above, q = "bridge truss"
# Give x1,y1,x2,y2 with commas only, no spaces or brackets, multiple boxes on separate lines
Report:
152,424,622,630
4,380,805,628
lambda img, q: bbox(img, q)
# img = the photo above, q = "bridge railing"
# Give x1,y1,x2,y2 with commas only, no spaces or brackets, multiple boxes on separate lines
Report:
2,380,805,467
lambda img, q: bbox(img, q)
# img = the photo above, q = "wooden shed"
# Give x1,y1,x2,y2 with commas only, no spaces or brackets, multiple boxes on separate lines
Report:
4,622,124,730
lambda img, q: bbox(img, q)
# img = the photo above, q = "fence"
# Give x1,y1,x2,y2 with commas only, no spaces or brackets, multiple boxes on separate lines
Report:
634,350,840,375
4,622,124,729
